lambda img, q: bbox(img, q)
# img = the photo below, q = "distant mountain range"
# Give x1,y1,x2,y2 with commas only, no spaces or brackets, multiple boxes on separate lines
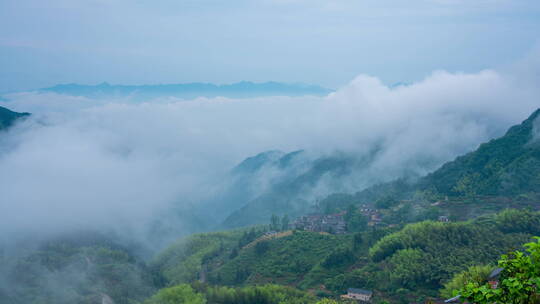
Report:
35,81,332,100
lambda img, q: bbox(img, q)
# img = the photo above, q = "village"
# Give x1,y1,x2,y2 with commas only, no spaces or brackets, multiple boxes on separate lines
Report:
263,205,453,303
289,204,451,235
290,207,383,234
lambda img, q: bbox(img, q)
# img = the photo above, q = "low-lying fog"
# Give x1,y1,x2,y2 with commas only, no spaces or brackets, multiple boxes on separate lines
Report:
1,50,539,251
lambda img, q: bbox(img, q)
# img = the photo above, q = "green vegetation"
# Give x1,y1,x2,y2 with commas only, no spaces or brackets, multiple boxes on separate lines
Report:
419,108,540,197
360,210,538,300
153,209,540,303
440,265,493,298
221,154,356,229
209,231,353,286
222,109,540,235
3,234,156,304
144,284,205,304
344,205,368,232
457,237,540,303
144,283,316,304
5,109,540,304
152,228,265,285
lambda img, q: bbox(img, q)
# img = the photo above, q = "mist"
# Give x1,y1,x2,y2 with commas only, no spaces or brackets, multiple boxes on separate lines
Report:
1,53,540,252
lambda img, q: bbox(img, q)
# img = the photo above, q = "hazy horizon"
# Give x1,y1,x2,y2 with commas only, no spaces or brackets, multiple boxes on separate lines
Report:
2,0,540,92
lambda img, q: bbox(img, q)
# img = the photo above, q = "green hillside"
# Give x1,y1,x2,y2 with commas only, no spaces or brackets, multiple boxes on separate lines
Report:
152,209,540,303
1,232,157,304
418,108,540,197
221,109,540,231
5,110,540,304
346,108,540,210
220,153,356,229
144,109,540,302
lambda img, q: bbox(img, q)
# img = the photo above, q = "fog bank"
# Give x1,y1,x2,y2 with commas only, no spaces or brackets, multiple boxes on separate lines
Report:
1,54,539,247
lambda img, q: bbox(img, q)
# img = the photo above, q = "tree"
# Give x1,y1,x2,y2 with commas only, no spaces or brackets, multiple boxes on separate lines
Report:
440,265,493,298
458,237,540,304
375,196,399,209
452,173,481,200
270,214,280,231
255,241,270,256
345,205,368,233
315,299,339,304
144,284,206,304
281,215,290,231
353,232,363,250
229,248,238,259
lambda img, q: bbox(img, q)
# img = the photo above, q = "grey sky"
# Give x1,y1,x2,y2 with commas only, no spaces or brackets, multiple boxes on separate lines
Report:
1,0,540,92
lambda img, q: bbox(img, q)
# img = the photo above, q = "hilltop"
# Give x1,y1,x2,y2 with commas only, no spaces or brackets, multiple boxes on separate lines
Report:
417,108,540,197
0,106,29,131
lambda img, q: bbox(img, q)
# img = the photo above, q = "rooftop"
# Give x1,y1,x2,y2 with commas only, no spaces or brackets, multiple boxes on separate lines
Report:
348,288,372,296
488,267,504,279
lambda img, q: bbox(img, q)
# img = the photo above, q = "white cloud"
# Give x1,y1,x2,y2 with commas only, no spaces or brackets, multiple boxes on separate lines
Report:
0,53,539,246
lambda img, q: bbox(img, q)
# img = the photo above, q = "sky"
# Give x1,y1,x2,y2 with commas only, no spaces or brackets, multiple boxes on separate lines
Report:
1,0,540,92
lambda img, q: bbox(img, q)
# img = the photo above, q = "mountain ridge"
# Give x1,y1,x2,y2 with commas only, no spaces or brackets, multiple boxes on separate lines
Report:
0,106,30,131
36,81,333,100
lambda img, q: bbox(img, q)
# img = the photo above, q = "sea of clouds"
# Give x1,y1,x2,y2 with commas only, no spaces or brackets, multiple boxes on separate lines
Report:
0,50,539,248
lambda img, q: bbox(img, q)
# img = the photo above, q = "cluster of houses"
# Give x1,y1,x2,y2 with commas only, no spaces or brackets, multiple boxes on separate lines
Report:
438,215,450,222
292,207,384,234
287,200,464,304
341,288,373,302
359,208,383,226
292,211,347,234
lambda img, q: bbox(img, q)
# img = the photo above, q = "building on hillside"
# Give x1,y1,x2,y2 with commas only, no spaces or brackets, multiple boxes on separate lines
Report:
358,208,383,226
293,212,346,234
438,216,450,222
341,288,373,302
264,231,278,237
488,267,503,289
444,267,504,303
369,213,383,226
444,295,461,303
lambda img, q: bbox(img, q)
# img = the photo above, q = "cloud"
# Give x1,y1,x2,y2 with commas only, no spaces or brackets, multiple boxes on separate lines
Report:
0,52,539,248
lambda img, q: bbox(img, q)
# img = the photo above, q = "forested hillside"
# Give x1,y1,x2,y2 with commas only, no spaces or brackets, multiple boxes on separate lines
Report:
219,151,358,229
220,109,540,231
152,209,540,303
3,110,539,303
0,232,158,304
418,108,540,197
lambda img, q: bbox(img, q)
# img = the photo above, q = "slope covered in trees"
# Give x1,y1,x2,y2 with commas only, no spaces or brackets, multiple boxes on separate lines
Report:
220,109,540,232
219,151,358,229
0,232,158,304
152,209,540,303
418,108,540,197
